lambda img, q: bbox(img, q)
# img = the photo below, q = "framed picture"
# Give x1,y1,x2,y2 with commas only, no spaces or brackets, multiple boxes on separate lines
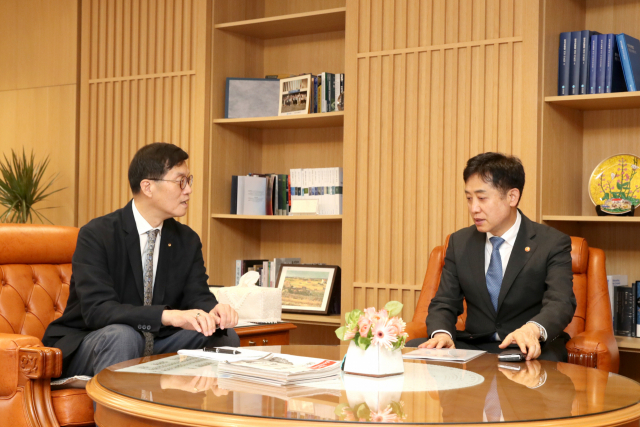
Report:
276,264,341,314
278,75,312,116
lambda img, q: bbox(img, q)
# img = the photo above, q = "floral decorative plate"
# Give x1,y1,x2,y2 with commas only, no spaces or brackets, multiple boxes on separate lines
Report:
589,154,640,214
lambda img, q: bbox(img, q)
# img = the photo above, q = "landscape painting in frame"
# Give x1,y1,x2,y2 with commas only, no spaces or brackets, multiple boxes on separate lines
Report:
276,265,338,314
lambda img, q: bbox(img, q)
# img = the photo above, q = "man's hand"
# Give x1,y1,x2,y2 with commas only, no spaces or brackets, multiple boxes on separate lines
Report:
160,367,228,396
418,332,455,349
211,304,238,330
499,323,541,360
161,309,218,336
499,360,544,388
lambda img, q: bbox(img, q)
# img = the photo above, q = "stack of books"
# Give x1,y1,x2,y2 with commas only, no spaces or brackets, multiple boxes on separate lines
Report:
231,168,342,216
611,276,640,337
235,257,301,287
558,31,640,95
217,352,341,386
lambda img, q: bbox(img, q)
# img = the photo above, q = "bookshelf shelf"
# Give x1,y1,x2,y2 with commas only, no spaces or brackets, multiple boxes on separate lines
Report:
212,214,342,221
214,8,346,40
281,313,342,326
213,112,344,129
616,336,640,352
543,216,640,223
545,92,640,111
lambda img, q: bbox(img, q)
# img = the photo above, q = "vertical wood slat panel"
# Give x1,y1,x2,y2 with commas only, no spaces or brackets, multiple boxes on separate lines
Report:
79,0,203,233
349,0,526,316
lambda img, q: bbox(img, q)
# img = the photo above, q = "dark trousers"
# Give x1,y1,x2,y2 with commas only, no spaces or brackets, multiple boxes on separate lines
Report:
406,332,570,362
66,324,240,377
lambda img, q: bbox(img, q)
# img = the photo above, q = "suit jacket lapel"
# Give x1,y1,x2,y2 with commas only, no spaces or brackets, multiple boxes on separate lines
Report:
152,220,172,305
497,212,537,311
123,201,145,302
465,230,495,314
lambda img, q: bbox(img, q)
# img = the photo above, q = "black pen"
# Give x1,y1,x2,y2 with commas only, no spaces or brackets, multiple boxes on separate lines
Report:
203,347,241,355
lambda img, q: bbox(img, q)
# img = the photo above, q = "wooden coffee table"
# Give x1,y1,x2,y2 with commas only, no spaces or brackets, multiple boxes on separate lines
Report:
87,345,640,426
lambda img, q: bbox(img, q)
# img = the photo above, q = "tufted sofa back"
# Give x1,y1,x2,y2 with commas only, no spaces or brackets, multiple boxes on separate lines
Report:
0,224,78,340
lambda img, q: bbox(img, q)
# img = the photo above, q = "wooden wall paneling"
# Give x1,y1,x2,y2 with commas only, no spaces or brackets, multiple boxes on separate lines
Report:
79,0,207,236
262,0,346,19
347,0,530,319
0,0,77,91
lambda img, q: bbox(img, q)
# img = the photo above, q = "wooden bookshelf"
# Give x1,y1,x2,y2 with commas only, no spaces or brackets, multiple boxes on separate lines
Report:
545,92,640,111
543,216,640,223
616,336,640,352
212,214,342,221
215,8,346,40
540,0,640,287
214,112,344,129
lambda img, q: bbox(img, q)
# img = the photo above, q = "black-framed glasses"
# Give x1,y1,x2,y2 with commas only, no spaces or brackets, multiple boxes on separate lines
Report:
147,174,194,190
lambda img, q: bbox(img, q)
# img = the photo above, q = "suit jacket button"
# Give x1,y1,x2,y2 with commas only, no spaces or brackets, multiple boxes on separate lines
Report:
147,325,151,329
138,325,141,329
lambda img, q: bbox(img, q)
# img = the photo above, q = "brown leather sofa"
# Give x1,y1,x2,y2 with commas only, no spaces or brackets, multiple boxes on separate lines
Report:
0,224,94,427
405,236,619,373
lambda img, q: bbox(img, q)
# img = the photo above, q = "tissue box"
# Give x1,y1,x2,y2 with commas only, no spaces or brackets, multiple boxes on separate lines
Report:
216,286,282,323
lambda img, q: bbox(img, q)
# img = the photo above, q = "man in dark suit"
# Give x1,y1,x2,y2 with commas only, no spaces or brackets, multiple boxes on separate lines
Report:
43,143,239,377
407,152,576,361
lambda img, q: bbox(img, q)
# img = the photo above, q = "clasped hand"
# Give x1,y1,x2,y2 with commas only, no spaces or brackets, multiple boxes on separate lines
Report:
161,304,238,336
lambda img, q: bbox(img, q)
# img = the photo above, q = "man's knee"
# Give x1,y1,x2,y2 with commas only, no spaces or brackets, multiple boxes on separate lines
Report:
96,324,144,358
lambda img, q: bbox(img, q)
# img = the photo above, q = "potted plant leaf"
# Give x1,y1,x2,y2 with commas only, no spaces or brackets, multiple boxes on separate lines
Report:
0,148,65,223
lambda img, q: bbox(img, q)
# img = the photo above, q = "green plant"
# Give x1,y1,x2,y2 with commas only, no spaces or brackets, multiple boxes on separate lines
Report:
0,149,65,224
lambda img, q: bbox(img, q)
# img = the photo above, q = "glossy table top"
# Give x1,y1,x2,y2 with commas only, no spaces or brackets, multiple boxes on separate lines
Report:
91,345,640,425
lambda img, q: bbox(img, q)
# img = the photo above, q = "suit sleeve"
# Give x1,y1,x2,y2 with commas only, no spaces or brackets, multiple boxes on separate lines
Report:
426,235,465,338
73,226,166,334
528,233,576,341
177,234,219,312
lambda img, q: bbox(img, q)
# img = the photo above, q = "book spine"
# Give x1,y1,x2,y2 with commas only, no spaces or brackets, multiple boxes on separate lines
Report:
320,72,326,113
637,281,640,337
570,31,581,95
596,34,606,93
589,34,599,94
558,32,571,96
230,175,238,214
288,174,292,215
579,30,590,94
617,34,636,91
605,34,614,93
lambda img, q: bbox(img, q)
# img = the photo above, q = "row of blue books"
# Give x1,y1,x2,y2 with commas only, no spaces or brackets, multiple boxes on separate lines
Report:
558,31,640,95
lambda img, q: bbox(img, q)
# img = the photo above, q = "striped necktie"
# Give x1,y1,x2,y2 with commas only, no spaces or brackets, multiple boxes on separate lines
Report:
486,236,505,312
142,229,159,357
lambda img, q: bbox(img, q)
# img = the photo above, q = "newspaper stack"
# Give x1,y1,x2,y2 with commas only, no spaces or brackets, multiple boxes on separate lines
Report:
217,352,341,386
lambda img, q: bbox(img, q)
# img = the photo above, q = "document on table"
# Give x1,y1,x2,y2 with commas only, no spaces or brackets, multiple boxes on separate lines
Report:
403,348,486,363
116,355,220,377
177,346,271,362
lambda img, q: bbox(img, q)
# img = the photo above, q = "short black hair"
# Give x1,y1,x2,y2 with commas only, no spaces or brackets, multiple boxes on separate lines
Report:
128,143,189,194
463,152,525,205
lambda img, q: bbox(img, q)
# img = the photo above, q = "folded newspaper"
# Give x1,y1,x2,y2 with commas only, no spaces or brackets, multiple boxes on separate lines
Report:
217,353,341,386
402,348,486,362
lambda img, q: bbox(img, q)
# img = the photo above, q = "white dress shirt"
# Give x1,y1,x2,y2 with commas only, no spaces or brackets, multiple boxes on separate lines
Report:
132,199,163,291
432,210,547,342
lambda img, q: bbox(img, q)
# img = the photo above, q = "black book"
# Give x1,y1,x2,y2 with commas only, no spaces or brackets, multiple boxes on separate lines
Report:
614,286,636,337
230,175,238,214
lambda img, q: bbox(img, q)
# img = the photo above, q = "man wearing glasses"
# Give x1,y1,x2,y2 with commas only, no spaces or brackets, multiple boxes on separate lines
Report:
43,143,239,379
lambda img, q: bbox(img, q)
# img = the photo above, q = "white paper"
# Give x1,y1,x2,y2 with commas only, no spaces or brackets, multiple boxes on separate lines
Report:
402,348,486,362
116,355,219,377
242,176,267,215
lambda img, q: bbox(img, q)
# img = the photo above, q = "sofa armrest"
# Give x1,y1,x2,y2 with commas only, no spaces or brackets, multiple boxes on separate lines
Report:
566,329,619,373
0,333,62,397
405,321,427,343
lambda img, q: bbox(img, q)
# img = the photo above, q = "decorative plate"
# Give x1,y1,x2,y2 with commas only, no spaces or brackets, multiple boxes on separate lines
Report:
589,154,640,214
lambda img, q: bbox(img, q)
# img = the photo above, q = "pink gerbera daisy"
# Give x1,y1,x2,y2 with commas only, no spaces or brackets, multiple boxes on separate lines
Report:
370,405,400,422
371,321,398,349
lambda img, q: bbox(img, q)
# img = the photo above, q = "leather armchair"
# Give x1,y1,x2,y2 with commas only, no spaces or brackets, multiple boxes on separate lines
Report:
405,236,619,373
0,224,94,427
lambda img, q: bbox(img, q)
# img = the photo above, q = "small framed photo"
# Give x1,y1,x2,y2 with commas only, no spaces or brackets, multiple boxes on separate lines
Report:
276,264,340,314
278,75,312,116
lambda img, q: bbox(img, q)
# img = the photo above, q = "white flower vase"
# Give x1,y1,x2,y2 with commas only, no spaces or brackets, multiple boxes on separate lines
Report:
342,372,404,412
343,341,404,377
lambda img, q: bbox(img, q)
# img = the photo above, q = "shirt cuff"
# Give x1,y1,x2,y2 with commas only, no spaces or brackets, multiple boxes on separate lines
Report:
527,321,547,342
527,370,548,389
431,330,452,339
